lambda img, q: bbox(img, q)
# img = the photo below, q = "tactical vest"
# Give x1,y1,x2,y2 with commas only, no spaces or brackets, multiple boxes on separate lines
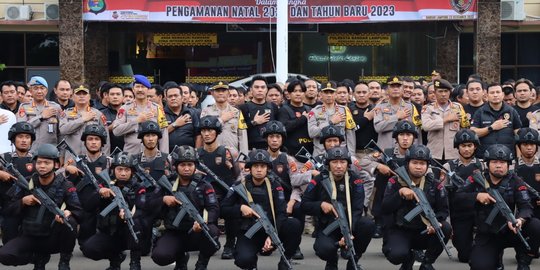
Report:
137,152,169,182
447,159,483,219
515,162,540,201
477,175,516,234
22,177,65,236
197,146,235,194
75,154,109,190
242,177,274,229
164,179,202,231
395,174,438,230
271,153,291,198
3,153,34,178
97,181,138,236
375,148,405,186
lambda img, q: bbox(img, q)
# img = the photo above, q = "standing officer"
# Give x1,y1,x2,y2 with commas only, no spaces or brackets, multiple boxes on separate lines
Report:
59,85,109,156
381,144,451,270
373,76,421,150
455,144,540,270
514,128,540,218
151,146,220,270
17,76,63,151
99,84,125,151
0,122,36,244
0,144,82,270
201,81,249,156
301,147,375,270
112,75,169,155
422,79,469,175
442,129,483,263
222,149,301,270
134,121,171,182
79,152,147,270
164,83,201,151
308,81,356,156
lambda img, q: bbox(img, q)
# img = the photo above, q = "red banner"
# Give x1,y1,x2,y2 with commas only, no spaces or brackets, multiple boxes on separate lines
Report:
83,0,477,23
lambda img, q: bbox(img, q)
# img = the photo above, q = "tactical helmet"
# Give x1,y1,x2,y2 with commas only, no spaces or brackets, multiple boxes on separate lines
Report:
324,147,351,165
320,125,345,144
453,129,480,148
8,122,36,142
170,145,199,166
137,121,162,139
111,152,134,168
245,149,272,169
515,128,540,145
405,144,432,162
32,144,60,161
392,120,417,138
483,144,514,162
199,115,223,134
81,124,108,144
261,120,287,139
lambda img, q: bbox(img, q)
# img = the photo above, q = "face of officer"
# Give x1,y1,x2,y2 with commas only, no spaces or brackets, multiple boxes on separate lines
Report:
368,82,382,101
251,163,268,181
142,133,158,150
176,162,196,180
324,137,341,149
266,87,283,106
397,133,414,150
487,85,504,106
251,80,268,103
467,82,483,104
402,82,414,100
180,86,191,105
74,90,90,106
108,87,124,107
289,85,304,106
17,85,27,103
30,85,48,103
228,89,239,105
212,88,229,104
515,82,532,104
519,143,537,159
114,166,132,182
329,159,348,179
458,142,476,160
201,128,218,145
84,135,103,154
267,133,282,152
23,90,33,103
387,83,403,100
166,88,182,109
335,87,349,105
133,83,148,101
305,80,318,99
488,160,509,179
320,90,336,105
353,84,370,106
435,88,450,105
54,80,72,102
1,84,17,106
427,84,436,103
408,159,428,179
189,91,199,107
123,90,134,104
35,157,58,178
147,88,162,105
411,88,425,105
14,133,32,152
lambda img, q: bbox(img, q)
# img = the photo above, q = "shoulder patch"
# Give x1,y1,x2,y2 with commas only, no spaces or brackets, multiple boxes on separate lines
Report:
138,188,146,194
308,111,315,118
276,186,284,191
117,108,125,119
68,187,77,193
388,178,396,184
518,185,527,191
354,179,364,185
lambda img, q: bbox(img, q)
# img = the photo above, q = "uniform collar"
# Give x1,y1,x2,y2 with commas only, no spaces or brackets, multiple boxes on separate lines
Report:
517,156,540,166
73,105,91,113
456,157,479,167
32,100,49,107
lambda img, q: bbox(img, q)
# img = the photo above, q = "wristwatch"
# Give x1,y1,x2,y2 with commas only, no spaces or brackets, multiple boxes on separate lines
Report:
487,126,493,133
172,122,178,128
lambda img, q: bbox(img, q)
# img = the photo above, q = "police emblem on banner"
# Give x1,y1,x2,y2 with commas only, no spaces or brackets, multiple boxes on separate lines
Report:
88,0,107,15
450,0,474,14
25,163,33,172
215,156,222,165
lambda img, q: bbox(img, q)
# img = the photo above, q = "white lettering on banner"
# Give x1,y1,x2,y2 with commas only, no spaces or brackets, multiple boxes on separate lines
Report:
308,54,368,63
311,6,341,18
343,5,368,17
231,6,261,18
166,6,230,17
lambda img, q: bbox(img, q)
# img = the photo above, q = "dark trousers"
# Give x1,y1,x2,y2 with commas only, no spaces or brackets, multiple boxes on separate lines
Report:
0,219,78,266
314,216,375,262
77,211,97,245
151,225,220,266
372,175,389,223
0,216,21,245
469,217,540,270
382,221,452,265
81,231,128,260
450,216,475,263
234,217,302,269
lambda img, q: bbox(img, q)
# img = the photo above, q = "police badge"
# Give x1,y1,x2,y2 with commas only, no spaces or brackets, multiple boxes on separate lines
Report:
88,0,107,15
450,0,474,14
276,164,284,174
215,156,222,165
25,163,33,172
95,167,102,174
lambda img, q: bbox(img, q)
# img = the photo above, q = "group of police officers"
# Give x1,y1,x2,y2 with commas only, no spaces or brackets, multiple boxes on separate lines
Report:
0,73,539,270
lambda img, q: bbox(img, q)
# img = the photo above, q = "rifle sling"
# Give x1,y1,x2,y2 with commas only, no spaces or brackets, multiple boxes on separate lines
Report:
242,177,276,229
172,176,207,223
397,175,431,227
328,172,353,231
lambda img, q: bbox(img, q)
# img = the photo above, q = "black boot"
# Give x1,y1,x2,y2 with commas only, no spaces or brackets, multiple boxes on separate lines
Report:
221,246,234,260
292,247,304,260
413,249,425,262
496,251,504,270
195,253,210,270
33,253,50,270
324,260,338,270
129,250,141,270
174,252,189,270
58,252,72,270
346,257,364,270
106,252,127,270
373,223,383,239
399,252,414,270
419,257,435,270
516,252,533,270
278,258,292,270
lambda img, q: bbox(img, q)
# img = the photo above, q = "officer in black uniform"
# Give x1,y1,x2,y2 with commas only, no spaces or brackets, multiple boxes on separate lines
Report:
196,115,239,260
134,121,171,182
381,144,451,270
0,122,36,244
80,152,147,270
301,146,375,270
222,149,301,270
0,144,82,270
515,128,540,218
455,144,540,270
151,146,220,270
443,128,483,263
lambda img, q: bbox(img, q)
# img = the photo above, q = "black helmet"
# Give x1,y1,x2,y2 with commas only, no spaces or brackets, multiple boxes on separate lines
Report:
170,145,199,166
199,115,223,134
392,120,417,138
32,144,60,161
405,144,432,162
111,152,134,168
515,128,540,145
137,121,162,139
453,129,480,148
8,122,36,142
245,149,272,169
324,147,351,165
483,144,514,162
261,121,287,139
320,125,345,144
81,124,108,144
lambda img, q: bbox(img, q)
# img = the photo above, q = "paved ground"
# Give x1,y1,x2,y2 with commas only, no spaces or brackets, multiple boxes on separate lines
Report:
2,234,538,269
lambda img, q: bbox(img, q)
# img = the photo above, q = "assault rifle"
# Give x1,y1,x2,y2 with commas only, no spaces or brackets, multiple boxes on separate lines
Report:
471,171,531,251
57,140,102,190
430,159,466,189
198,161,230,191
0,156,73,231
295,146,324,171
157,175,220,250
364,140,400,171
131,159,158,188
320,176,358,270
232,184,292,269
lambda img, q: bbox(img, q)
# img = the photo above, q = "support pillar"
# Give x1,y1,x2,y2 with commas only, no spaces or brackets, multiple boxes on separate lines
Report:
474,0,501,83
